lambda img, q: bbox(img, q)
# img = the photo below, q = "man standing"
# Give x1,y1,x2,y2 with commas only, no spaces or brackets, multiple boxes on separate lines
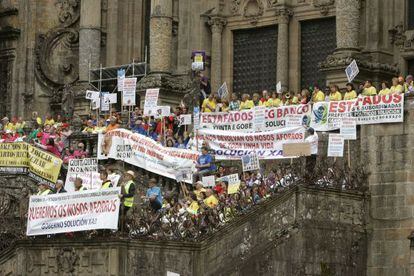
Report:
37,182,53,195
100,170,112,189
74,178,87,191
120,170,136,213
145,178,163,211
55,180,67,193
195,147,216,181
305,127,318,177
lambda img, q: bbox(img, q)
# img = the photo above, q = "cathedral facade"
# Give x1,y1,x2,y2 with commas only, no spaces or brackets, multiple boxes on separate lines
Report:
0,0,412,118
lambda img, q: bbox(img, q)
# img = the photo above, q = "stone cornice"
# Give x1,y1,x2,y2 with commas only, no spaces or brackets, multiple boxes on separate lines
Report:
0,27,20,40
0,7,18,18
275,6,293,24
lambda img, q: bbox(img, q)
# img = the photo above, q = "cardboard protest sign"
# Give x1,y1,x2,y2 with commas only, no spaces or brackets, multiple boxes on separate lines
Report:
155,106,171,118
144,88,159,115
100,92,110,111
242,152,260,172
86,90,100,100
179,114,192,126
282,142,311,157
276,81,282,94
65,158,98,192
117,68,125,92
175,168,193,183
193,107,201,130
202,175,215,187
345,59,359,83
253,106,266,132
122,77,137,106
340,117,357,140
26,188,121,236
217,82,229,99
328,134,344,157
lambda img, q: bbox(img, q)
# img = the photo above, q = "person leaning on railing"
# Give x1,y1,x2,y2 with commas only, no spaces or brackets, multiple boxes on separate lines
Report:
328,84,342,101
362,80,377,96
311,85,325,103
344,83,357,100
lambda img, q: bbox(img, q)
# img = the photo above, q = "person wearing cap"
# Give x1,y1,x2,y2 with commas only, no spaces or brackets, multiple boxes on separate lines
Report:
55,180,67,193
145,178,163,211
120,170,136,211
311,85,325,103
74,178,87,191
37,183,53,196
100,170,113,189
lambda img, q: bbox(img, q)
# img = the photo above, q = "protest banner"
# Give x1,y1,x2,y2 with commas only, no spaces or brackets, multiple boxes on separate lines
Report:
340,117,357,140
65,158,99,192
179,114,192,126
197,126,305,160
144,88,159,115
345,60,359,83
202,175,215,187
0,143,29,174
26,187,121,236
107,93,117,104
253,105,266,132
328,134,345,157
97,129,199,183
283,142,311,157
311,94,404,131
27,145,63,186
200,104,311,132
0,143,63,186
117,68,125,91
175,168,193,183
122,77,137,106
85,90,99,100
242,152,260,171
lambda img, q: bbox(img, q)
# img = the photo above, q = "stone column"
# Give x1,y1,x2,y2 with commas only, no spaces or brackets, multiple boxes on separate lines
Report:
208,17,227,93
276,8,292,91
335,0,361,51
79,0,101,81
149,0,173,73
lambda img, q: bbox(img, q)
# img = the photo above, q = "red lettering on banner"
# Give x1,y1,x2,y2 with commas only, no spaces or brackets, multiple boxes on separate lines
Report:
329,102,338,113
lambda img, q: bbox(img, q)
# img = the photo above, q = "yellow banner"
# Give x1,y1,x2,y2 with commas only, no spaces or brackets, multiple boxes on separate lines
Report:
0,142,62,185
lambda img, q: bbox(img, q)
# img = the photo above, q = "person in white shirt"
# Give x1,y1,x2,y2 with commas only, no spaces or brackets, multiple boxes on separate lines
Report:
305,128,318,179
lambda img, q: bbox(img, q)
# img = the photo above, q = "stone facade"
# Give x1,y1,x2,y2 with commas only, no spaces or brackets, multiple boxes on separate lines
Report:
0,186,367,276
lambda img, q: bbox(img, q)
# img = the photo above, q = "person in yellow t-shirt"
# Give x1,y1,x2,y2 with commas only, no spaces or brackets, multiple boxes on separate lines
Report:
252,93,263,106
203,189,218,208
44,114,55,126
202,93,217,113
240,94,254,110
187,194,200,215
311,85,325,103
390,77,404,94
378,81,391,96
344,83,357,100
270,92,282,107
328,84,342,101
362,80,377,96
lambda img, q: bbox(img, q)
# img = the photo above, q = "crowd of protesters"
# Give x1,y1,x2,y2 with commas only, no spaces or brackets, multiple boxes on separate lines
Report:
0,74,408,239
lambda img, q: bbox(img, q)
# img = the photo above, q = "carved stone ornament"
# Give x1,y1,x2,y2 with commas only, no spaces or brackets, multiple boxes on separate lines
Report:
312,0,335,16
267,0,278,8
231,0,242,15
56,247,79,273
35,0,80,96
388,23,414,51
243,0,264,24
0,191,11,216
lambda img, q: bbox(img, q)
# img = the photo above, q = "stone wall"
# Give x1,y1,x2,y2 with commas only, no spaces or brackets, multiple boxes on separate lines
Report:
0,186,366,276
362,99,414,276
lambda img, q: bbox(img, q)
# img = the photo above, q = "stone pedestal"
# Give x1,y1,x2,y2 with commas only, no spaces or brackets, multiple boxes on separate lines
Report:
208,17,227,93
276,8,292,91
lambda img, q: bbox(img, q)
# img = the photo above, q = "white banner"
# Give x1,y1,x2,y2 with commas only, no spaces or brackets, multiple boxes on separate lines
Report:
97,129,200,183
122,77,137,106
197,126,305,160
311,94,404,131
26,188,121,236
200,104,311,132
65,158,98,192
328,134,344,157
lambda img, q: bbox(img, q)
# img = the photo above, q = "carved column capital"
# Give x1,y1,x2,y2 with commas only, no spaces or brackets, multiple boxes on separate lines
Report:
208,17,227,34
276,7,293,24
